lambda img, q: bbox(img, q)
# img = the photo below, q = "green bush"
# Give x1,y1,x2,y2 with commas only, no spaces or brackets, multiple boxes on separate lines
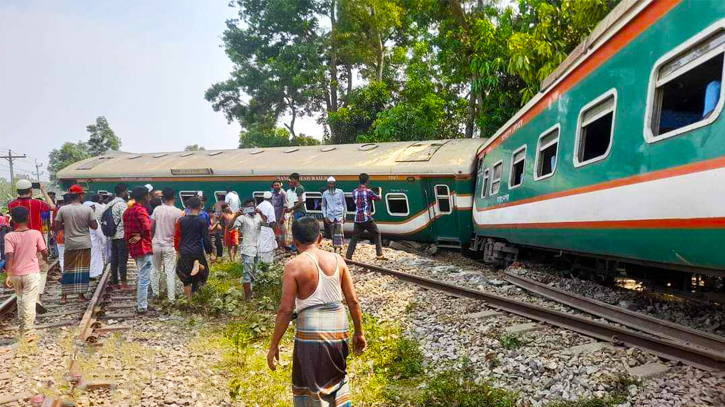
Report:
420,367,518,407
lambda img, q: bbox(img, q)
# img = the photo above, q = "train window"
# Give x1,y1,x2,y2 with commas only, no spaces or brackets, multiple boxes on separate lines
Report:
179,191,197,208
575,90,616,167
509,146,526,189
535,124,560,180
305,192,323,213
344,189,378,216
386,193,409,216
490,161,503,195
434,185,452,214
481,169,489,198
253,192,265,206
214,191,226,203
97,190,110,198
647,29,725,141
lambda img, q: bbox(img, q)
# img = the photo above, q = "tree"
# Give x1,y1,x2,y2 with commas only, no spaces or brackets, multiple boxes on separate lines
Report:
326,81,392,144
184,144,206,151
239,122,320,148
48,141,91,180
86,116,121,155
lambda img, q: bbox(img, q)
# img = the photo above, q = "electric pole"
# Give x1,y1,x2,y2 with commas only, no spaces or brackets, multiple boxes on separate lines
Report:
1,149,27,187
34,159,44,182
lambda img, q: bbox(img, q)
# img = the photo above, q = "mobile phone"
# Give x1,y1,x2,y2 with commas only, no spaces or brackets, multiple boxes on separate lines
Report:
32,182,41,189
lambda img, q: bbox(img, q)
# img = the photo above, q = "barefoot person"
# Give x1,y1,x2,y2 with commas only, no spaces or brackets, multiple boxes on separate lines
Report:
267,217,367,406
55,185,98,304
174,197,212,300
4,206,49,342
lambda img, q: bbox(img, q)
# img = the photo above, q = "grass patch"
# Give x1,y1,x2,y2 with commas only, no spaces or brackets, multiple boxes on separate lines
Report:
498,333,522,350
419,364,518,407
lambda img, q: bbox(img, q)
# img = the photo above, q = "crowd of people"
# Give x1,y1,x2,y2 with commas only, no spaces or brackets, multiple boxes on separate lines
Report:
3,172,382,404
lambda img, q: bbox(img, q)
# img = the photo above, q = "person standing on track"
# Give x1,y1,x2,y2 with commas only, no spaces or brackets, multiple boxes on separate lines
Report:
321,176,346,254
123,186,153,314
346,173,387,261
267,217,367,406
8,179,56,308
232,199,267,299
151,187,183,302
105,183,131,291
84,194,105,280
174,197,212,300
4,206,49,342
270,181,288,250
55,185,98,304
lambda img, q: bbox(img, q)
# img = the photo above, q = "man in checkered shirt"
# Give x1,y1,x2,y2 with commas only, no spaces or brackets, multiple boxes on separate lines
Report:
345,173,387,261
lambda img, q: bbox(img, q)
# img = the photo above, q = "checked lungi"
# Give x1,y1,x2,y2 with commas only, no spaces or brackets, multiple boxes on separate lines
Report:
331,221,344,249
61,248,91,295
293,302,352,407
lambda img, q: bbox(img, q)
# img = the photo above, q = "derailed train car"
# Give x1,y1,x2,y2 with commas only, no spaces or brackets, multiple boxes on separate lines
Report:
470,0,725,279
57,139,485,249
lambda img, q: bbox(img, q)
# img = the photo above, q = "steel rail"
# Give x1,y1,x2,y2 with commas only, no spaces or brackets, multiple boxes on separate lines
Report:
504,271,725,354
78,264,112,343
346,259,725,371
0,260,59,315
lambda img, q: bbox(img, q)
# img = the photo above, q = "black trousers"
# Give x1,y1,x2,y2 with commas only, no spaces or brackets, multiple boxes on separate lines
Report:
110,238,128,284
212,233,224,257
345,220,383,259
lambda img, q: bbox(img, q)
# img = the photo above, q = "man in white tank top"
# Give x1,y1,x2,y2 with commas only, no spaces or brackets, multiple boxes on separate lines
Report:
267,217,367,406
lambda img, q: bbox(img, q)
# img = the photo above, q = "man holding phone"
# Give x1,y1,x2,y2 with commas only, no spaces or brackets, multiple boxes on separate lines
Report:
7,179,56,311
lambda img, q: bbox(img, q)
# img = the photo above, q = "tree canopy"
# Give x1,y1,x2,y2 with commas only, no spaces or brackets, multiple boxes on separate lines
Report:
209,0,620,145
86,116,121,155
48,116,121,180
184,144,206,151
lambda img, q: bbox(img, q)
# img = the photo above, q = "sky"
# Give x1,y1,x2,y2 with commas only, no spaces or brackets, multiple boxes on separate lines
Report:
0,0,319,182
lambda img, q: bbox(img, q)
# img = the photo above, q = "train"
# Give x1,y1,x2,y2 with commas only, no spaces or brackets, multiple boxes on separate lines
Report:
58,0,725,286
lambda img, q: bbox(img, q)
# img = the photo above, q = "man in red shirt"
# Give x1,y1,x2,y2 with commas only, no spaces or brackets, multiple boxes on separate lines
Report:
8,179,56,305
123,186,153,314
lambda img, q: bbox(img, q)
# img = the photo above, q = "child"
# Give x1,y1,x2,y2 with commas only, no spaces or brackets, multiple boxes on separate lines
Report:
4,206,48,342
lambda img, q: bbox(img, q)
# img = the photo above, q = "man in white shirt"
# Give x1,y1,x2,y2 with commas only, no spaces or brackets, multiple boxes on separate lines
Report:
232,199,267,299
224,190,241,213
256,191,277,265
151,188,183,302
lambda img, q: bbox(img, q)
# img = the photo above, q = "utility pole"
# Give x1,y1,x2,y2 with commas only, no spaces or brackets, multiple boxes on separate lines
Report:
34,159,44,182
1,149,27,187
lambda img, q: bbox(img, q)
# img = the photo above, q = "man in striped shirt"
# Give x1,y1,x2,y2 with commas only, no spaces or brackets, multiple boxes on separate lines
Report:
345,173,386,261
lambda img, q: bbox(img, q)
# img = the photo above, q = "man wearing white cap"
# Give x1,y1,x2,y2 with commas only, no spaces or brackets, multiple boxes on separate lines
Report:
256,191,277,264
321,176,346,253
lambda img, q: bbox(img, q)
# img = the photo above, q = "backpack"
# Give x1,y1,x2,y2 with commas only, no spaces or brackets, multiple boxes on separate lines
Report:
101,202,122,237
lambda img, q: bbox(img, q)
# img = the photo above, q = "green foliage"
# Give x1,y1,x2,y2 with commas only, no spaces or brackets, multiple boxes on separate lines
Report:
239,123,320,148
327,81,392,144
498,333,522,350
184,144,205,151
86,116,121,156
47,141,91,180
419,365,518,407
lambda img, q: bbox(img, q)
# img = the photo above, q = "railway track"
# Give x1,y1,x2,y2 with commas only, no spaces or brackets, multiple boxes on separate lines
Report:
346,259,725,372
0,257,140,406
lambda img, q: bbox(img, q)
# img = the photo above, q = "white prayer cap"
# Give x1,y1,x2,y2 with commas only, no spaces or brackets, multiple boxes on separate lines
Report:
327,176,336,183
144,184,153,192
263,191,272,199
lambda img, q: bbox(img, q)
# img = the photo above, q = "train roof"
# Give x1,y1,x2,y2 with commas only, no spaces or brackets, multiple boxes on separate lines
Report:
56,138,486,180
480,0,646,154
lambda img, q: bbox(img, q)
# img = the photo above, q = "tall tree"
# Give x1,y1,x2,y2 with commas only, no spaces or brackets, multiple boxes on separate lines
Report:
184,144,206,151
48,141,91,180
86,116,121,155
239,123,320,148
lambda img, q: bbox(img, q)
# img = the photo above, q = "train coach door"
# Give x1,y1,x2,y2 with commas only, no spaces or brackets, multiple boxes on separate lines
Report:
423,180,459,248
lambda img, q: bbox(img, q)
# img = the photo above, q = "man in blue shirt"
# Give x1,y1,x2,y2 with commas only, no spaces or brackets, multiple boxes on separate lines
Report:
321,177,346,253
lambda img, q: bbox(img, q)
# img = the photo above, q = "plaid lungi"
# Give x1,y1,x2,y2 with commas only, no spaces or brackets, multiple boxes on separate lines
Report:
293,302,351,407
331,221,344,248
61,248,91,295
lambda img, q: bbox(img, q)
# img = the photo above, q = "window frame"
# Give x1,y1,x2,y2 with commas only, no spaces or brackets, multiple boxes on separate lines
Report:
178,191,198,208
385,193,410,217
344,192,377,216
434,184,452,215
490,160,504,196
644,22,725,143
534,123,561,181
573,88,618,168
508,145,527,189
253,191,266,206
214,191,227,203
480,168,489,198
304,191,323,214
97,190,110,198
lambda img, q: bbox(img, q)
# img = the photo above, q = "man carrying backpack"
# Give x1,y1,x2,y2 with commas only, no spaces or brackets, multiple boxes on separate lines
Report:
102,183,131,291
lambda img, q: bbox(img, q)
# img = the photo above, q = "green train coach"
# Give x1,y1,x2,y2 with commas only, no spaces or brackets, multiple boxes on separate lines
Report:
57,139,485,249
470,0,725,277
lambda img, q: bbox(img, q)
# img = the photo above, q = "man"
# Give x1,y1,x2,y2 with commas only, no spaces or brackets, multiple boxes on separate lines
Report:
123,186,153,314
174,197,212,300
231,199,267,299
346,173,386,261
105,183,131,291
4,206,48,342
151,187,183,302
270,181,287,249
321,176,346,254
55,185,98,303
221,204,239,261
8,179,56,303
208,209,224,263
256,191,277,265
224,189,241,213
84,194,106,279
267,217,366,406
285,173,306,221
